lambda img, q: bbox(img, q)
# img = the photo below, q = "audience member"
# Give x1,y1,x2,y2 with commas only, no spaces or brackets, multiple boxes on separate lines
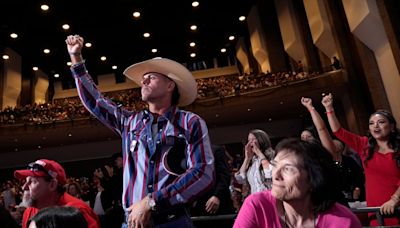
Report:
301,97,365,203
233,138,362,228
191,145,235,227
28,206,88,228
322,93,400,226
66,34,214,228
14,159,100,228
235,129,274,195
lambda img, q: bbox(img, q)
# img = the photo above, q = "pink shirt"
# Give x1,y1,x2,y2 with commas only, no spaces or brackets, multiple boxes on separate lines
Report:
234,191,361,228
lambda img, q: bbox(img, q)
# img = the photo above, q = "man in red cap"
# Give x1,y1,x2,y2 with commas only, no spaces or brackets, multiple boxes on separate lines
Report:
14,159,100,228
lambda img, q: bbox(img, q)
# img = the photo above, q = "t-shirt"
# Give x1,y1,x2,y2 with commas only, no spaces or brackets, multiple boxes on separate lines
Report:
233,191,361,228
22,192,100,228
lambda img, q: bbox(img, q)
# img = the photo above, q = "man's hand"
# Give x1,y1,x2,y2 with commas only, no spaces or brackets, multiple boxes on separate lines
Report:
205,196,220,214
65,35,84,54
127,196,152,228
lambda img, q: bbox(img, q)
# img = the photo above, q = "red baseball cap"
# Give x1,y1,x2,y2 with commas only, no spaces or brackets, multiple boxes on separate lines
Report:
14,159,67,185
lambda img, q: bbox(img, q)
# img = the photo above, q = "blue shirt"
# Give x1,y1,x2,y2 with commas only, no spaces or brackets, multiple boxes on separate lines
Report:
71,63,214,212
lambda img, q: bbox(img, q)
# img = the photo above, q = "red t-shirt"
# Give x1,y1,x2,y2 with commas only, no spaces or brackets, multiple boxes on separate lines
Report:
22,192,100,228
334,127,400,226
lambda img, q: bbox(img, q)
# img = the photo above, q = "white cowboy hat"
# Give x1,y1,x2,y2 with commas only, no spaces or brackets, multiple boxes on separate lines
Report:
123,57,197,106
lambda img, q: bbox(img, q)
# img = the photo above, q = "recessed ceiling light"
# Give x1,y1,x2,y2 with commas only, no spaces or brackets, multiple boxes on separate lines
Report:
62,24,70,30
151,48,157,53
112,65,117,70
268,118,272,122
190,25,197,31
14,148,18,152
67,62,72,66
239,16,246,21
192,1,199,7
133,11,141,18
85,43,92,48
100,56,107,61
38,145,42,149
43,49,50,54
215,114,219,117
229,35,235,41
33,66,39,71
54,73,59,78
10,33,18,39
190,53,196,58
143,33,150,38
247,108,251,111
220,48,226,53
2,55,10,60
189,42,196,47
280,101,284,105
40,4,49,11
68,133,72,137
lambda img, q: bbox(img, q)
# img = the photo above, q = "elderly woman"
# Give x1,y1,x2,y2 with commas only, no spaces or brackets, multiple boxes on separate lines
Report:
322,93,400,226
234,138,361,228
235,129,275,194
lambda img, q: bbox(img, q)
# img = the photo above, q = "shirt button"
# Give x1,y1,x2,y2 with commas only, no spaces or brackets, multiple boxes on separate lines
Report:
159,129,162,132
150,160,154,164
148,185,152,188
156,141,160,144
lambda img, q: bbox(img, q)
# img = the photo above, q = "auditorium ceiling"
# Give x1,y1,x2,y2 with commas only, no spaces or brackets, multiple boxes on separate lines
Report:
1,0,255,84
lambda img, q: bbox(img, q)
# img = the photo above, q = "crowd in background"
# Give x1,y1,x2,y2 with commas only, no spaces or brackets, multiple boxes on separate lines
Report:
0,70,319,126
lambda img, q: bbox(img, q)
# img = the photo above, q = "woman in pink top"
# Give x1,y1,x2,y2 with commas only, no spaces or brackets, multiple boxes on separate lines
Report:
322,93,400,226
234,138,361,228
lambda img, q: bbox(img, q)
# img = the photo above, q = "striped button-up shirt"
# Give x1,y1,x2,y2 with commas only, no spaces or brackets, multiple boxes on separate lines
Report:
71,63,214,212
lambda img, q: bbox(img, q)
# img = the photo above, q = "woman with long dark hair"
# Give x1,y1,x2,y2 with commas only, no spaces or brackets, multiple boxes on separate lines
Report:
322,93,400,226
235,129,275,194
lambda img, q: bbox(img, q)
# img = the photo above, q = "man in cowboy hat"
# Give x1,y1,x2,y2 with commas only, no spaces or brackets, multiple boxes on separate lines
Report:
14,159,100,228
66,35,214,228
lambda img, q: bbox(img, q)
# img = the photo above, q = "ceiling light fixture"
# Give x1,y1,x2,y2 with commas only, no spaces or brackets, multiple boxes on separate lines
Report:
2,55,10,60
40,5,49,11
43,49,50,54
151,49,157,53
190,53,196,58
143,32,150,38
54,74,59,78
33,67,39,71
192,1,200,7
10,33,18,38
190,25,197,31
133,11,141,18
85,43,92,47
220,48,226,53
189,42,196,47
100,56,107,61
62,24,70,30
229,35,235,40
67,62,72,66
112,65,118,69
239,16,246,21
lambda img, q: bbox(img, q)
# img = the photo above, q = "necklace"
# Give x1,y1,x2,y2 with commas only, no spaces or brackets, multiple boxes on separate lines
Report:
282,202,316,228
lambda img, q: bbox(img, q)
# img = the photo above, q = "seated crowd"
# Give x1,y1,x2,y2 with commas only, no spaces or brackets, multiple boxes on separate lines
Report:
0,70,318,126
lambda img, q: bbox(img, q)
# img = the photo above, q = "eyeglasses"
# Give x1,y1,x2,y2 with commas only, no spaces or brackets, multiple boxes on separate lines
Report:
28,162,56,179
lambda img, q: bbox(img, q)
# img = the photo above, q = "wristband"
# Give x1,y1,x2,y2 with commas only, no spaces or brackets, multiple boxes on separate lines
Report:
69,52,81,56
308,107,315,112
326,110,334,115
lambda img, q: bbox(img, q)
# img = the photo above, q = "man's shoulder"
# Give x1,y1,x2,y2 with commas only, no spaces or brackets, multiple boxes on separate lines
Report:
59,193,91,209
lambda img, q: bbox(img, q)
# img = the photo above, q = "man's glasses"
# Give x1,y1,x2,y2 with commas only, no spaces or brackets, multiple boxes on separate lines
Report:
28,162,56,179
